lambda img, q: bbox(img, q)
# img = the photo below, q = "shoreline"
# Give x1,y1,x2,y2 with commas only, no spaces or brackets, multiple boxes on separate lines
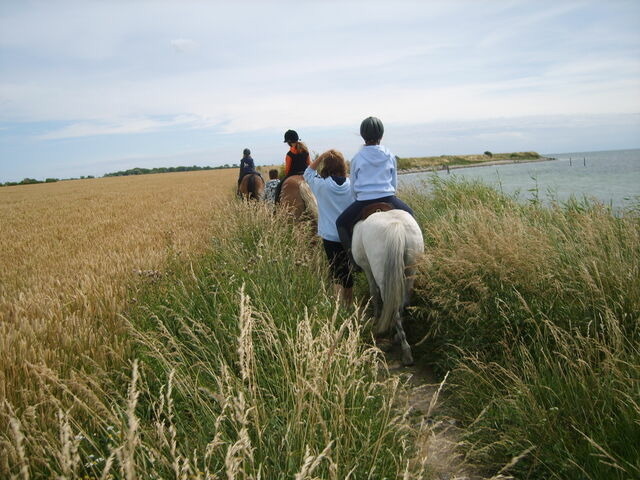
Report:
398,156,556,175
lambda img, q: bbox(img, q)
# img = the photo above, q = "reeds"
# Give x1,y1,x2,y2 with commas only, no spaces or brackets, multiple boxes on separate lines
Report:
407,177,640,479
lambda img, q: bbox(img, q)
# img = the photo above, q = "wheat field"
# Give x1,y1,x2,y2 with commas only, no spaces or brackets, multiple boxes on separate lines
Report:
0,169,236,408
1,171,435,479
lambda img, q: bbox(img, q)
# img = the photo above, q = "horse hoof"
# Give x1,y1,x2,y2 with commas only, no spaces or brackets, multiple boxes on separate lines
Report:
401,349,414,366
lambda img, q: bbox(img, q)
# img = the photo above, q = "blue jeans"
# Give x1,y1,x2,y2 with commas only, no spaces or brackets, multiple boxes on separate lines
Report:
335,195,414,253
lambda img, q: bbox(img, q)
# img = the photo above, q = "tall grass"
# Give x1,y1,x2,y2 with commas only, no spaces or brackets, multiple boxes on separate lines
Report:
6,168,634,478
406,177,640,479
2,200,431,478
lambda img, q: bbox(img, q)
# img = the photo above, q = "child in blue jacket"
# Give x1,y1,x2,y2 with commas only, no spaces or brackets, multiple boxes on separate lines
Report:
304,149,356,305
335,117,414,260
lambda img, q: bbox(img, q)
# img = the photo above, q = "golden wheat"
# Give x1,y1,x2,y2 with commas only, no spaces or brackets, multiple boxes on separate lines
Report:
0,169,236,407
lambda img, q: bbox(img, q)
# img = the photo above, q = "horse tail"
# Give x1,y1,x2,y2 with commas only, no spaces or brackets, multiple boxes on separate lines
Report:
298,181,318,221
377,220,406,335
247,175,256,199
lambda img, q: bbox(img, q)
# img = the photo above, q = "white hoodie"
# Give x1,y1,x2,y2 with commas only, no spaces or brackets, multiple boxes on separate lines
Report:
349,145,397,201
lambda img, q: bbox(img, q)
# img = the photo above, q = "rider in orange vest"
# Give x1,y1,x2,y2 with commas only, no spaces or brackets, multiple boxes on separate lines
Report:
274,129,310,203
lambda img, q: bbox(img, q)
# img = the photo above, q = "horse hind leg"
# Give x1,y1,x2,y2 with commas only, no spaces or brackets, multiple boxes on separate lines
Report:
373,287,383,321
402,264,418,310
395,312,413,366
364,268,382,319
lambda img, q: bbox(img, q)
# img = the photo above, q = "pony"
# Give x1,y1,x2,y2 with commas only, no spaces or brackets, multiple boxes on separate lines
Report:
238,173,265,201
278,175,318,220
352,207,424,366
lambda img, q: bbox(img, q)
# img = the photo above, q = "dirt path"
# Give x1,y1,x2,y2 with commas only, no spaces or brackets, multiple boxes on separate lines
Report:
385,349,481,480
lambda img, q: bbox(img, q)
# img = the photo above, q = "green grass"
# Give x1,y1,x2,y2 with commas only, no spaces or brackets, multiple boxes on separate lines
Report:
404,177,640,479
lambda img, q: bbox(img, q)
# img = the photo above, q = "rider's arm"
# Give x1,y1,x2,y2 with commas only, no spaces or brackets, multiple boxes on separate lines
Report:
390,152,397,191
391,163,397,191
308,154,322,171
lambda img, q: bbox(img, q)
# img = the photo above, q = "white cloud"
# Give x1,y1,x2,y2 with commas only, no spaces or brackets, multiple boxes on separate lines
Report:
0,1,638,142
36,115,203,140
9,71,639,141
170,38,199,53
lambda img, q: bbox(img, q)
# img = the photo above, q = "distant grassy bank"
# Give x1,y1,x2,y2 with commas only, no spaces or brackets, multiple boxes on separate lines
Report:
397,151,547,172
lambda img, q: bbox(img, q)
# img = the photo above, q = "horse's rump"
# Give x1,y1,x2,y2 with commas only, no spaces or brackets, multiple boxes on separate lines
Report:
353,210,424,335
279,175,318,220
239,173,265,200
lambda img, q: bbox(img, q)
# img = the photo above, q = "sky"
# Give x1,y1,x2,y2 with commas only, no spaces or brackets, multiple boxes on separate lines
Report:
1,0,639,182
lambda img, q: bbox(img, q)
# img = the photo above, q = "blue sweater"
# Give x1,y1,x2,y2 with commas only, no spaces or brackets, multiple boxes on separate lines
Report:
239,156,255,175
304,167,355,242
349,145,397,201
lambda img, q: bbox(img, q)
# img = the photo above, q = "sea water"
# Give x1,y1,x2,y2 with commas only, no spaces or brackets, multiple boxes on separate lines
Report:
398,149,640,211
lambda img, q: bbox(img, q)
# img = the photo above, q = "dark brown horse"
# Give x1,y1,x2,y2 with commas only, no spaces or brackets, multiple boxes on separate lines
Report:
238,173,265,200
278,175,318,220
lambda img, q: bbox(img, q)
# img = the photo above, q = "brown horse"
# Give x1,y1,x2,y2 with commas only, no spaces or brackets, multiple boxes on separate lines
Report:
278,175,318,220
238,173,265,200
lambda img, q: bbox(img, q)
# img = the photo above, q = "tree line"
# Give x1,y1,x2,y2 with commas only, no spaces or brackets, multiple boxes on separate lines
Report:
1,164,239,187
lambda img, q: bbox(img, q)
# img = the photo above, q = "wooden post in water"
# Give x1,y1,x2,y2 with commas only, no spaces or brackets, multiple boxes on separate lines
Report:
584,157,586,166
569,157,572,166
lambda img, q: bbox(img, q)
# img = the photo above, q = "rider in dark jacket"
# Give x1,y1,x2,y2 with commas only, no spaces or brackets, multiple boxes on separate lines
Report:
238,148,256,185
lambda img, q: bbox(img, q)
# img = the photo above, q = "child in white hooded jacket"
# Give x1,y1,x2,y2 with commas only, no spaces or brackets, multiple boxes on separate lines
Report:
335,117,414,260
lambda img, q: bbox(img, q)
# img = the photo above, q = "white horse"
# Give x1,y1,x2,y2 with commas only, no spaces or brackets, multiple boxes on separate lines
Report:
352,209,424,365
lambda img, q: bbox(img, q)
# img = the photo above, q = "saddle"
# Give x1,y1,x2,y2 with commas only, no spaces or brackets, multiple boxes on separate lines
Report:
359,202,394,221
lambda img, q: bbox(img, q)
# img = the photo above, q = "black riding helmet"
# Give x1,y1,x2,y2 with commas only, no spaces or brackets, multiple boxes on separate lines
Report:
243,148,251,156
360,116,384,142
284,129,299,143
